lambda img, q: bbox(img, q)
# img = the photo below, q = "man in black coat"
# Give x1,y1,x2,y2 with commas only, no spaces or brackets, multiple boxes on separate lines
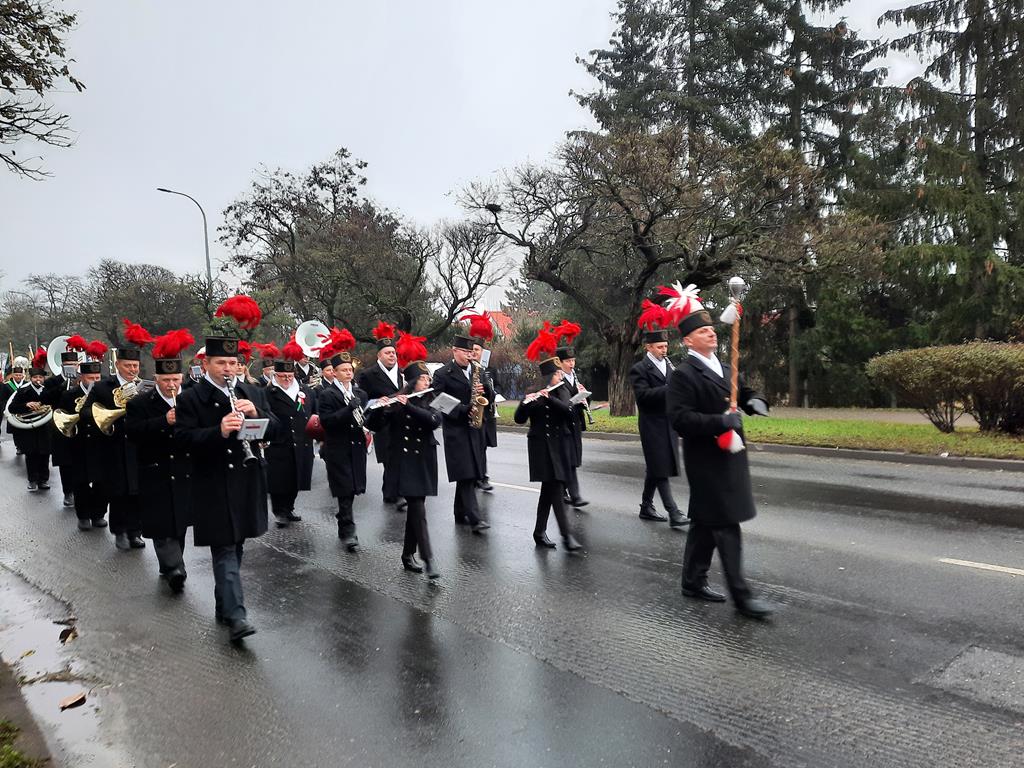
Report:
555,345,590,507
82,346,145,551
175,337,281,642
125,355,192,592
666,308,773,619
1,366,27,453
629,328,686,527
431,335,494,533
357,333,403,505
470,339,499,492
7,364,53,490
57,361,107,531
264,359,314,528
318,353,369,550
40,351,82,506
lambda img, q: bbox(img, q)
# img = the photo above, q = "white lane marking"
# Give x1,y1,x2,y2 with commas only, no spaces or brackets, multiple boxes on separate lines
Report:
939,558,1024,576
489,481,541,494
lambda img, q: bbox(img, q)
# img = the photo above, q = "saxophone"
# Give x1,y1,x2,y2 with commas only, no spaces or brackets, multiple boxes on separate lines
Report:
468,361,488,430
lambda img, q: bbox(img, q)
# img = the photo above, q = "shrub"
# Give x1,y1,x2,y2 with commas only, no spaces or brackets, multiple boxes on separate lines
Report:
867,342,1024,433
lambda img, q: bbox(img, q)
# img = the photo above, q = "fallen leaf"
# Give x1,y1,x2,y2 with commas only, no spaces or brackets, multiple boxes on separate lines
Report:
19,649,35,659
59,691,87,711
59,627,78,644
53,616,77,627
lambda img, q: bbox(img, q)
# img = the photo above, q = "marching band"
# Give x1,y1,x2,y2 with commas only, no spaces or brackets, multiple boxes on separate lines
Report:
0,285,775,644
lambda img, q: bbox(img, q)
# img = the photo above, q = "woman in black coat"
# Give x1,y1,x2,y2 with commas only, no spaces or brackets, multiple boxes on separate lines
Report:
263,361,314,528
513,357,582,551
365,361,442,578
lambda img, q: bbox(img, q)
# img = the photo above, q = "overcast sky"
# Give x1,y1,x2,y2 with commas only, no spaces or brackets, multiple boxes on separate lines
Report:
0,0,921,298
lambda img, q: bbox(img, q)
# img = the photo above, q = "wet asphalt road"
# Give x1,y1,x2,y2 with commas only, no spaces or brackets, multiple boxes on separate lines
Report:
0,432,1022,768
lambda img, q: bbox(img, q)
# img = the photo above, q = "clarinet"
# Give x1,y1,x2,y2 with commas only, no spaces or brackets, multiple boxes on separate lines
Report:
228,376,259,465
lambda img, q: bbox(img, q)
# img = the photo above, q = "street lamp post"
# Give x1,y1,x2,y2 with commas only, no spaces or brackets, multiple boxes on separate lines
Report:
156,187,213,293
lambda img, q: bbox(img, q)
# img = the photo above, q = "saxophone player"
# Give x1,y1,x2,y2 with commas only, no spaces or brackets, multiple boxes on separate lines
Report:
431,334,493,533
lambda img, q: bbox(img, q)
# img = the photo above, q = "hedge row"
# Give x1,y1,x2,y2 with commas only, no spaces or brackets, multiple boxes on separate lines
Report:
866,342,1024,433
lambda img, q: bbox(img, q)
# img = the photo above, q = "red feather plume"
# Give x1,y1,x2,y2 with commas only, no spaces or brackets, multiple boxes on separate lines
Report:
637,299,671,330
525,322,559,362
237,340,252,363
281,335,305,362
396,331,428,368
66,334,89,353
554,319,581,343
214,295,262,330
86,340,108,360
252,342,280,360
316,327,356,359
31,347,47,369
372,321,396,341
460,310,494,342
152,329,195,360
122,318,154,347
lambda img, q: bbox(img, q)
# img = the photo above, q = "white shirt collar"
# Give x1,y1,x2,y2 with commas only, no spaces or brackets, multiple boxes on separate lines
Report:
688,349,723,377
30,383,44,394
79,382,92,395
273,378,300,401
334,379,354,397
204,372,233,396
159,391,176,407
116,372,130,386
646,351,667,374
378,360,399,386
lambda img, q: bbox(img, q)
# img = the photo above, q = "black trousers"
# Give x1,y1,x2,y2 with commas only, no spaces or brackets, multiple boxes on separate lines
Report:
336,494,356,538
682,522,753,604
211,542,246,621
382,460,398,500
107,494,142,535
453,479,481,525
58,465,74,493
403,497,432,561
25,452,50,484
642,474,680,513
74,483,104,523
565,466,583,501
536,481,571,538
153,533,187,575
270,492,297,517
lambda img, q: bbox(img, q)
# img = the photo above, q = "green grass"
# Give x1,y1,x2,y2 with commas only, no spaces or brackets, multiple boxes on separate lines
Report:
0,721,42,768
497,406,1024,460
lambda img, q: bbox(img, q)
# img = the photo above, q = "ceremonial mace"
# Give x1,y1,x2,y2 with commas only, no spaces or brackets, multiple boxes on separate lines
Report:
718,276,748,453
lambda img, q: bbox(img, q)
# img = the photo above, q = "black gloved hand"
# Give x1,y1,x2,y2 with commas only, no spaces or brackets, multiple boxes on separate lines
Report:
722,411,743,431
747,398,769,417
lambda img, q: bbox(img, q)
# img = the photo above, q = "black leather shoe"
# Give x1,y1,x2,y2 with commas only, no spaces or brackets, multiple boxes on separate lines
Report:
736,598,775,619
477,480,494,492
37,482,50,490
115,533,130,551
533,533,556,549
229,619,257,642
26,482,37,491
682,585,727,602
424,560,441,579
91,518,107,528
343,536,359,552
128,534,146,549
63,493,75,508
286,512,302,522
396,499,407,512
274,514,290,528
471,521,490,534
563,535,583,552
668,513,690,529
638,503,667,521
569,497,590,508
401,555,424,573
167,568,187,593
77,519,92,531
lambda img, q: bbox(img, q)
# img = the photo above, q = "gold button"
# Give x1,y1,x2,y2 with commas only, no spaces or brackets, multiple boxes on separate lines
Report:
227,463,234,469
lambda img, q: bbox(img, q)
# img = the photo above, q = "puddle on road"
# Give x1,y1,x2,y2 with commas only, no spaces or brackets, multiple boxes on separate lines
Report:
0,567,128,766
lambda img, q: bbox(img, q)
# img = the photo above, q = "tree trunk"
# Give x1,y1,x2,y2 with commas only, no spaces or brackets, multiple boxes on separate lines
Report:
608,338,637,417
787,304,801,406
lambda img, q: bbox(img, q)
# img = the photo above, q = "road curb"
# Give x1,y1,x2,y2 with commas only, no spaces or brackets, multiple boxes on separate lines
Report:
496,425,1024,472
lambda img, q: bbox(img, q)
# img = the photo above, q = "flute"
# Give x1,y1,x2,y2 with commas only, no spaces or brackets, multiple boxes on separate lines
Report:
367,387,435,410
523,381,564,403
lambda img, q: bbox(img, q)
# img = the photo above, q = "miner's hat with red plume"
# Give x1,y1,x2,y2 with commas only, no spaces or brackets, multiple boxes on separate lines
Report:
396,330,428,370
151,329,195,375
372,320,397,350
460,309,494,347
526,321,561,376
119,318,154,360
553,319,581,360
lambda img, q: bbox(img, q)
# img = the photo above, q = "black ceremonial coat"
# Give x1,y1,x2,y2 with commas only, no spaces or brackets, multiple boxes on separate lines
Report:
431,361,494,482
365,398,442,497
124,389,193,539
294,364,313,384
629,355,680,479
2,382,23,437
56,384,99,486
174,378,280,547
666,356,763,525
513,392,574,483
316,382,368,498
357,364,401,465
82,375,139,497
482,364,500,449
7,385,52,454
264,384,315,496
41,376,76,467
559,374,587,467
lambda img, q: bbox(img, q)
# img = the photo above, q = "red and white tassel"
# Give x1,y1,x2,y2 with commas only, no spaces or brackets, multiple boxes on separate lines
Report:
717,429,745,453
